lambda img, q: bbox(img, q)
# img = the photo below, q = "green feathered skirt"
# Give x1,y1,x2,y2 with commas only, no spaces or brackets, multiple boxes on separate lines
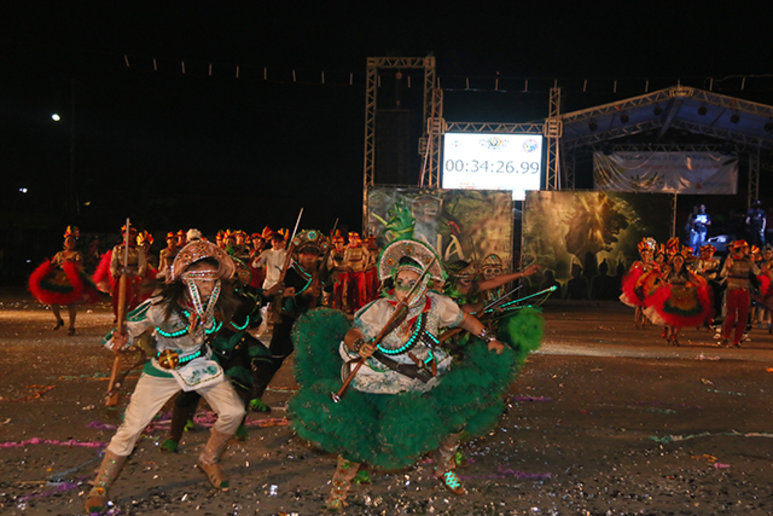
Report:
287,306,543,470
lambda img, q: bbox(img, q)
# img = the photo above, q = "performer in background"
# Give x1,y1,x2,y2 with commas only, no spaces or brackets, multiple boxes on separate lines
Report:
746,200,767,247
28,226,100,335
327,230,348,310
250,229,330,412
287,238,543,510
84,241,245,513
344,232,369,312
719,240,764,347
252,230,287,290
619,237,658,328
108,224,147,319
445,258,540,314
643,247,713,346
689,204,711,254
693,243,722,325
157,231,179,280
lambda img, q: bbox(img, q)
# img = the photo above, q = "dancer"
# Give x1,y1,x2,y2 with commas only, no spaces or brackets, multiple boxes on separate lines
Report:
719,240,765,347
108,223,147,319
157,231,179,280
250,229,330,412
84,240,246,513
160,285,268,451
28,226,100,335
619,237,658,328
287,238,543,510
445,258,540,314
643,247,713,345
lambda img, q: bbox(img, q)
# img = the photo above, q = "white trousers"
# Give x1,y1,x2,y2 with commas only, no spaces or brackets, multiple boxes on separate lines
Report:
106,373,245,457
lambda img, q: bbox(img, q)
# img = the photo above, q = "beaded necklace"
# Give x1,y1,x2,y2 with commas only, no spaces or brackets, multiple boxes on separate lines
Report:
155,310,221,338
375,312,438,355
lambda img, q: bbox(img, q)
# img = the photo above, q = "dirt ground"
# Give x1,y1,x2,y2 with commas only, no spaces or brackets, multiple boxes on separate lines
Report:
1,287,772,515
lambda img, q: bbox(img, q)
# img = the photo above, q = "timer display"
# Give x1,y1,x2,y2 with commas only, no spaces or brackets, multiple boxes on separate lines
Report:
441,133,543,200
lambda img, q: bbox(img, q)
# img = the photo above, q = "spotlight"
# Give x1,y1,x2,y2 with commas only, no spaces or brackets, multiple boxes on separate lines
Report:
765,121,773,132
51,113,61,122
653,105,663,115
698,105,707,115
730,113,740,123
620,113,629,123
588,121,598,131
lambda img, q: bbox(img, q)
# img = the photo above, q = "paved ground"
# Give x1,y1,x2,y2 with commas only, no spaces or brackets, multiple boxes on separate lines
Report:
1,288,772,515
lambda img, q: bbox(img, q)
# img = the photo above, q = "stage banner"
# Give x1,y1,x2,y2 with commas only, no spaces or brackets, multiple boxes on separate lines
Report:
522,191,673,299
593,151,738,194
366,186,513,266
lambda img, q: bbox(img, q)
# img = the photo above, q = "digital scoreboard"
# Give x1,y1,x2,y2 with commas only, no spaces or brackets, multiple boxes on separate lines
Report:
441,133,543,200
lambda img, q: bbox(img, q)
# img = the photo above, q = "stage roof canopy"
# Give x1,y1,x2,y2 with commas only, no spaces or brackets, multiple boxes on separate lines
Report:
560,85,773,151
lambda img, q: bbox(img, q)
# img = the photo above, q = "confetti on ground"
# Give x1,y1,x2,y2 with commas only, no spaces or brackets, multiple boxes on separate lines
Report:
0,437,105,449
650,430,773,444
5,385,56,402
706,388,745,396
15,479,83,503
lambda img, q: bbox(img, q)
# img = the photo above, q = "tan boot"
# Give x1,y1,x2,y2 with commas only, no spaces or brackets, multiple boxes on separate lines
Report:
83,450,126,514
433,433,467,495
325,455,360,511
198,428,232,491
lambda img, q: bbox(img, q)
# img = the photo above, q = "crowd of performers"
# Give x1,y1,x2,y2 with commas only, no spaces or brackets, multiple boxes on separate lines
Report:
620,236,772,347
27,223,545,513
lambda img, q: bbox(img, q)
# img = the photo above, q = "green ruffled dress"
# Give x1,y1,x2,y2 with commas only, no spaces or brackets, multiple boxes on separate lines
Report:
287,305,543,470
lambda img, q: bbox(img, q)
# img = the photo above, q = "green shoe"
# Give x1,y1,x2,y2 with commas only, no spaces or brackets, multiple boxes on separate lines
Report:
234,424,248,441
159,439,178,453
184,418,197,432
352,469,372,485
249,397,271,413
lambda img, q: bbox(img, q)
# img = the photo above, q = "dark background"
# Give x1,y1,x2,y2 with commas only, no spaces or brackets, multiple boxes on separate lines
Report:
2,4,771,283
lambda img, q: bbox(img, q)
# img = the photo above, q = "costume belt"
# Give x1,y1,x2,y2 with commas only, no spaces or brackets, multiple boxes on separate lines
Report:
156,345,206,370
371,352,434,383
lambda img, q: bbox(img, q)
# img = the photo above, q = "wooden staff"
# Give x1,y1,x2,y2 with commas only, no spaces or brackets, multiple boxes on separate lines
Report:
105,218,131,406
331,256,436,403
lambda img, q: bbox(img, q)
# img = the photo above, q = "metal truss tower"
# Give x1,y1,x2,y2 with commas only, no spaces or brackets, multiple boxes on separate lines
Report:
545,85,563,190
362,56,436,229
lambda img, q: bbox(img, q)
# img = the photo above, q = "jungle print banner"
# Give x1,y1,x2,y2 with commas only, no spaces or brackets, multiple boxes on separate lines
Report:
522,191,673,298
366,187,513,268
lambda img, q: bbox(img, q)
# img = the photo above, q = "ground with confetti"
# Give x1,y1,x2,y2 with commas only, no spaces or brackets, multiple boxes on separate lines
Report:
1,288,772,514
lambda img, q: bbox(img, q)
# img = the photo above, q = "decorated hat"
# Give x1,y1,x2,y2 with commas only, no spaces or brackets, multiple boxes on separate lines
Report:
637,237,657,253
445,259,477,281
291,229,329,255
136,230,154,247
63,226,79,239
331,229,345,244
168,240,235,283
261,226,274,240
700,244,716,254
166,231,176,240
378,239,444,283
186,228,203,242
121,222,138,235
730,239,749,250
273,228,289,241
481,253,503,268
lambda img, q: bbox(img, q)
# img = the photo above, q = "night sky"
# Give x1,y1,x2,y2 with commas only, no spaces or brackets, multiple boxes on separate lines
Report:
1,4,771,279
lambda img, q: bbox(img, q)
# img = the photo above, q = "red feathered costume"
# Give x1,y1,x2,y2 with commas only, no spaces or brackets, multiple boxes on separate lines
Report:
29,259,101,306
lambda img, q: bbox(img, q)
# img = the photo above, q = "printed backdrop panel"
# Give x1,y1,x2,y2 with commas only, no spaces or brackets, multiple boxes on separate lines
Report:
522,191,673,297
366,186,513,269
